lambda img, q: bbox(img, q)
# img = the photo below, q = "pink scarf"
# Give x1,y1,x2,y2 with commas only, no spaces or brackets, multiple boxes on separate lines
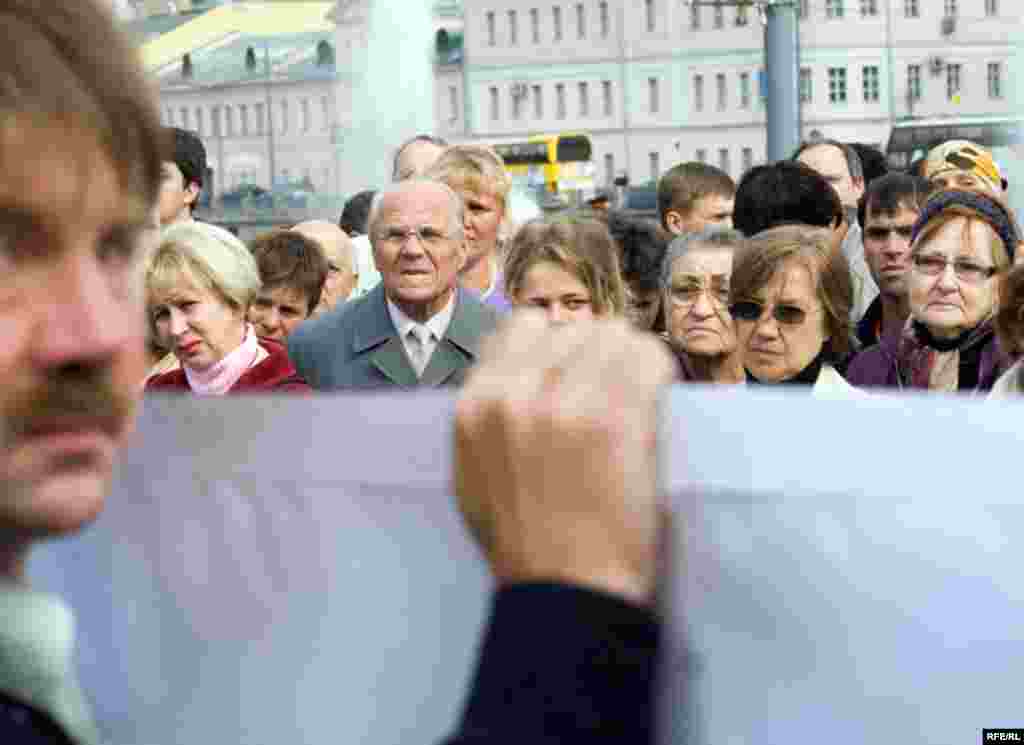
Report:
184,324,261,396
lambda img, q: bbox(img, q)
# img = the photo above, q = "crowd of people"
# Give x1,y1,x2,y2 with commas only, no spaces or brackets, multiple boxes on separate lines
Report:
143,110,1024,399
2,2,1022,744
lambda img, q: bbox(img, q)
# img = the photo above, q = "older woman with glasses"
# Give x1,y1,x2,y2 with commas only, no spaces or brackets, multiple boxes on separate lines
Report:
661,228,745,384
847,189,1018,393
145,222,310,394
730,225,862,397
504,216,627,324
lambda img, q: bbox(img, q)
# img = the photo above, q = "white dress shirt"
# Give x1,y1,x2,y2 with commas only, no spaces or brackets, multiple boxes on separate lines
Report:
386,293,457,377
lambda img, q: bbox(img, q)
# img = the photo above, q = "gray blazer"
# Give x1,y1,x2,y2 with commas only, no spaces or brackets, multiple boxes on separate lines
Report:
287,284,498,391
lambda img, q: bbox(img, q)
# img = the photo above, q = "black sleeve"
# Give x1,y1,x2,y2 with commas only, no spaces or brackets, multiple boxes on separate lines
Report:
443,582,661,745
0,692,75,745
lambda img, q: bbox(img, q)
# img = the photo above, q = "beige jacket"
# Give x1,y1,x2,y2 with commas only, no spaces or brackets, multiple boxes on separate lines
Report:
988,359,1024,398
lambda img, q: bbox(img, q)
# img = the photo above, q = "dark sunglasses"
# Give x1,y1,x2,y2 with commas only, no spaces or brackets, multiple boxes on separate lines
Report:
729,300,807,326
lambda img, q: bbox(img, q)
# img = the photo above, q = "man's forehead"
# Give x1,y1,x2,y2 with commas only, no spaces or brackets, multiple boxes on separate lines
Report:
866,202,919,225
379,186,450,222
799,144,848,173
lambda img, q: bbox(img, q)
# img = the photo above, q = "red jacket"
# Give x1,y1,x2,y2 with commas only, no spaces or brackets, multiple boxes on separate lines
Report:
146,337,310,394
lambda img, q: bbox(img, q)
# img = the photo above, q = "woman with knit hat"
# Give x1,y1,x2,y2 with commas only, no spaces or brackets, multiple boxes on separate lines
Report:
848,189,1018,393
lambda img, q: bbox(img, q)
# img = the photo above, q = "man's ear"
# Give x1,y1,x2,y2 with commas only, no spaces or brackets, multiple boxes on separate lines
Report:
664,209,685,235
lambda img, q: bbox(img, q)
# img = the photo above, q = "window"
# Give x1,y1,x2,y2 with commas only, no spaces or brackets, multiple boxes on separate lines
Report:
907,64,922,101
694,74,704,111
799,0,809,19
599,1,610,37
280,100,288,134
556,83,566,119
904,0,919,17
604,153,615,187
489,87,499,121
576,4,585,39
716,73,727,110
195,108,204,136
713,1,724,29
511,87,523,120
690,3,700,29
165,108,173,125
180,107,189,129
718,148,730,176
645,0,655,32
828,67,847,103
986,0,998,16
602,80,613,116
988,62,1003,99
553,7,562,40
254,102,264,135
301,98,311,132
531,8,540,43
737,3,750,25
799,67,813,103
825,0,844,19
508,10,518,45
696,148,707,163
740,72,751,109
859,0,877,16
943,0,957,16
486,11,495,46
239,104,248,136
862,65,880,103
742,147,754,174
449,86,459,122
578,82,589,116
533,84,543,118
648,77,659,114
649,151,660,182
225,105,234,137
211,106,221,136
946,63,961,100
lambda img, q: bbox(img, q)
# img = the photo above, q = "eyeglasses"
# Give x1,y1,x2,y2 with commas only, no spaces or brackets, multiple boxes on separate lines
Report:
376,225,452,248
911,254,997,284
864,225,914,241
729,300,809,326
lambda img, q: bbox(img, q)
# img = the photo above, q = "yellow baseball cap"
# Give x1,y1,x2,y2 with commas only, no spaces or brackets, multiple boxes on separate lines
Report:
924,140,1006,193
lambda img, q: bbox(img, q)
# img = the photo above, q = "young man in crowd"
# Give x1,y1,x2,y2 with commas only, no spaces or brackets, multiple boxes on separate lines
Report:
657,162,736,236
157,126,207,227
248,230,330,341
924,140,1007,196
794,139,877,323
853,173,929,349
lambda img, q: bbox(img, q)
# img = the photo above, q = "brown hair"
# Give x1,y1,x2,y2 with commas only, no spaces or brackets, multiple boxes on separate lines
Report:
0,1,167,210
996,263,1024,357
731,224,854,360
249,230,329,315
504,216,628,316
425,144,511,208
657,162,736,229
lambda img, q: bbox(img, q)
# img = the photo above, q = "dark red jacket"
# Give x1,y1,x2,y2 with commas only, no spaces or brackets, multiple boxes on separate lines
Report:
146,338,310,394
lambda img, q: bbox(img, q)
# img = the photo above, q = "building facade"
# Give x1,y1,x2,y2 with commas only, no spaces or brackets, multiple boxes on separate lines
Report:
460,0,1018,186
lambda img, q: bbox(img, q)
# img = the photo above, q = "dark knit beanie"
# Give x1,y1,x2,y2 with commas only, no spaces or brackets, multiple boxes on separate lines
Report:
911,189,1020,263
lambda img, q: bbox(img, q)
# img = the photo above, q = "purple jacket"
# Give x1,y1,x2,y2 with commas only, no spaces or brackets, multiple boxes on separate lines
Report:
846,323,1007,393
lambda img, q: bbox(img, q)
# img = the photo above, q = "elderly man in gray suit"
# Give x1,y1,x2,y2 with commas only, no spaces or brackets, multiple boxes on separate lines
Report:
288,179,498,390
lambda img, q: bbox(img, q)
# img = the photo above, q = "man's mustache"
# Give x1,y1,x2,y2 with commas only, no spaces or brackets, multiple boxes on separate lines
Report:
3,373,136,441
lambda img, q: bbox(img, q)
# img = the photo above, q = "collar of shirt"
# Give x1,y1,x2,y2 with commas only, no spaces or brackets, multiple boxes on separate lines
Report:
386,291,457,344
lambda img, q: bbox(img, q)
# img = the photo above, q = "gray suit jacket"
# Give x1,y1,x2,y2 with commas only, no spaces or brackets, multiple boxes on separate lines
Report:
287,284,498,391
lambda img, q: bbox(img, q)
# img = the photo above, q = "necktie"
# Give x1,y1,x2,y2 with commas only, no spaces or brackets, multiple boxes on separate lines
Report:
407,326,431,377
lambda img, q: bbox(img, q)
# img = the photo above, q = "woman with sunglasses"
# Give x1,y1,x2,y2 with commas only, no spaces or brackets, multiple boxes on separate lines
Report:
504,216,627,324
846,189,1018,393
729,225,862,397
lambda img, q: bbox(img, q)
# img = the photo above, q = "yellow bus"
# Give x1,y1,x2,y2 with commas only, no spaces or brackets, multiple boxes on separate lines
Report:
493,133,596,208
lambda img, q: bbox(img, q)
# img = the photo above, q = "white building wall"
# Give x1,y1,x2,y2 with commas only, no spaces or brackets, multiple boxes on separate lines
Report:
461,0,1019,186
